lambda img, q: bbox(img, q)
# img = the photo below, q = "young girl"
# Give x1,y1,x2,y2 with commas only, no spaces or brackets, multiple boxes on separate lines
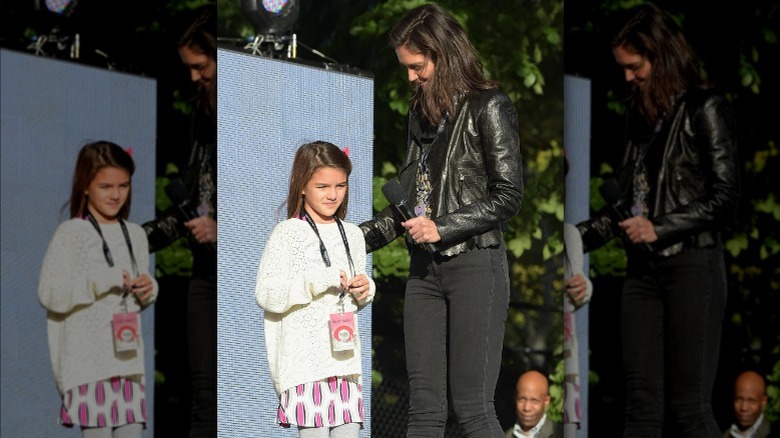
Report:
255,141,375,438
38,141,158,438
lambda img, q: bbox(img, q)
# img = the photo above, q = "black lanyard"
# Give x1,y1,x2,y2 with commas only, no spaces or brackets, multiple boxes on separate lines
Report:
85,212,139,278
301,210,356,279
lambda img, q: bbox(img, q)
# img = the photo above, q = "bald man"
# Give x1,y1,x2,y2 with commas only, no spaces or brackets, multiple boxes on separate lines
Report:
505,370,563,438
722,371,776,438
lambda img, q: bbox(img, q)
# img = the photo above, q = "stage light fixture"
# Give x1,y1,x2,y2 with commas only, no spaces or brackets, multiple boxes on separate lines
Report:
242,0,300,37
44,0,77,16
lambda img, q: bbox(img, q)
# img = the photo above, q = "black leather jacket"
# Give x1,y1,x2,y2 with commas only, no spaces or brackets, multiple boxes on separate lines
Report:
577,89,739,258
142,110,217,276
360,88,523,257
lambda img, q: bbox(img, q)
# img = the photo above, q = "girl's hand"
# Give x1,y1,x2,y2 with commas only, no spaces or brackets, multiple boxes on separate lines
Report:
347,274,371,302
130,274,154,302
565,274,588,305
122,270,133,292
339,270,349,291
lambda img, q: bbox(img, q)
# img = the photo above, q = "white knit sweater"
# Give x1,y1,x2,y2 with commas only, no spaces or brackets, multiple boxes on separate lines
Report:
255,218,375,395
38,218,158,394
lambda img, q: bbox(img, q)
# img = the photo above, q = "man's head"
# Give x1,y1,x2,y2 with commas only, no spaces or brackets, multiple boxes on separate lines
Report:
515,370,551,431
733,371,768,430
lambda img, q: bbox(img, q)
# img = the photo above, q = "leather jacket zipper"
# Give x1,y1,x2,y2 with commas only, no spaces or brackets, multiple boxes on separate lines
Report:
458,173,465,201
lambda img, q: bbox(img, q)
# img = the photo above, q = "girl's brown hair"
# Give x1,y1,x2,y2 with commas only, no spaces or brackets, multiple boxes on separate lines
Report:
69,141,135,219
286,141,352,220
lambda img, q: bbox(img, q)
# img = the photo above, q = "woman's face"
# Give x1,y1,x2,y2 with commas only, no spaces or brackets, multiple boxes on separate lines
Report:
613,44,652,90
179,44,215,93
396,44,435,89
86,166,131,223
302,166,348,224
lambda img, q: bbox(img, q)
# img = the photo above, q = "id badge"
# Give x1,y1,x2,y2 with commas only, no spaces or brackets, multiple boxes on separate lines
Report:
112,312,140,353
329,311,357,352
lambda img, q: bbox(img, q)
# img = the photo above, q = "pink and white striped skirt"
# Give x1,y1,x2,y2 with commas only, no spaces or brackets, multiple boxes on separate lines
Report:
278,376,363,428
60,376,147,428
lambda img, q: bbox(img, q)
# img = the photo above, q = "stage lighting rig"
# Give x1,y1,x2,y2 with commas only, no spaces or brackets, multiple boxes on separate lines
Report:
27,27,80,59
27,0,81,59
241,0,300,59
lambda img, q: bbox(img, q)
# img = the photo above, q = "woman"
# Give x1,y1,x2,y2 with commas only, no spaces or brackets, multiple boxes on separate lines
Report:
141,6,217,437
359,3,523,436
576,4,739,436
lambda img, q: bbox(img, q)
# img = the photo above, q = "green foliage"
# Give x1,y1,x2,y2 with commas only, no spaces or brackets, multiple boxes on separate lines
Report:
585,167,629,278
372,238,411,280
153,163,193,278
172,89,193,117
368,161,412,281
739,52,762,94
767,360,780,422
154,239,194,278
155,369,166,385
216,0,255,38
547,350,564,423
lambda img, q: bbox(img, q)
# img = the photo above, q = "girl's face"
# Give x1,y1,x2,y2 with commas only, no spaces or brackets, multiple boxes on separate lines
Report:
302,166,348,224
613,44,652,90
396,44,435,89
85,166,131,223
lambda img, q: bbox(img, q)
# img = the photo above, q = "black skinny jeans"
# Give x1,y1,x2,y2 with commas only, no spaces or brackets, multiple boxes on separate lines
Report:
187,275,217,438
404,246,510,438
621,248,726,437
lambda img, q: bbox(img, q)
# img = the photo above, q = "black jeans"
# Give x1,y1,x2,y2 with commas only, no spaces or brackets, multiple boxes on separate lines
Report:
187,276,217,438
404,246,510,438
621,248,726,437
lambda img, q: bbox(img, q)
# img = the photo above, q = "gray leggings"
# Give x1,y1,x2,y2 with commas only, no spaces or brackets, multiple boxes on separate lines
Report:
81,424,143,438
298,423,360,438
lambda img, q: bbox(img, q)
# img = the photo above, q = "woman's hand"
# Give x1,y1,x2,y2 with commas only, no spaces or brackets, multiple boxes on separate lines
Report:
619,216,657,244
185,216,217,244
402,216,441,244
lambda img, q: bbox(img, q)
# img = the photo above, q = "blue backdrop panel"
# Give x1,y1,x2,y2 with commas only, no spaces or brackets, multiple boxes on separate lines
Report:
563,74,591,438
216,48,374,437
0,49,157,437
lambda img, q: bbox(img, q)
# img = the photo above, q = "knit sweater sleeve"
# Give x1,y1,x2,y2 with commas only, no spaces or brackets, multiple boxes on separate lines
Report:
38,220,125,315
255,220,343,314
564,222,593,307
129,222,159,308
346,222,376,307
